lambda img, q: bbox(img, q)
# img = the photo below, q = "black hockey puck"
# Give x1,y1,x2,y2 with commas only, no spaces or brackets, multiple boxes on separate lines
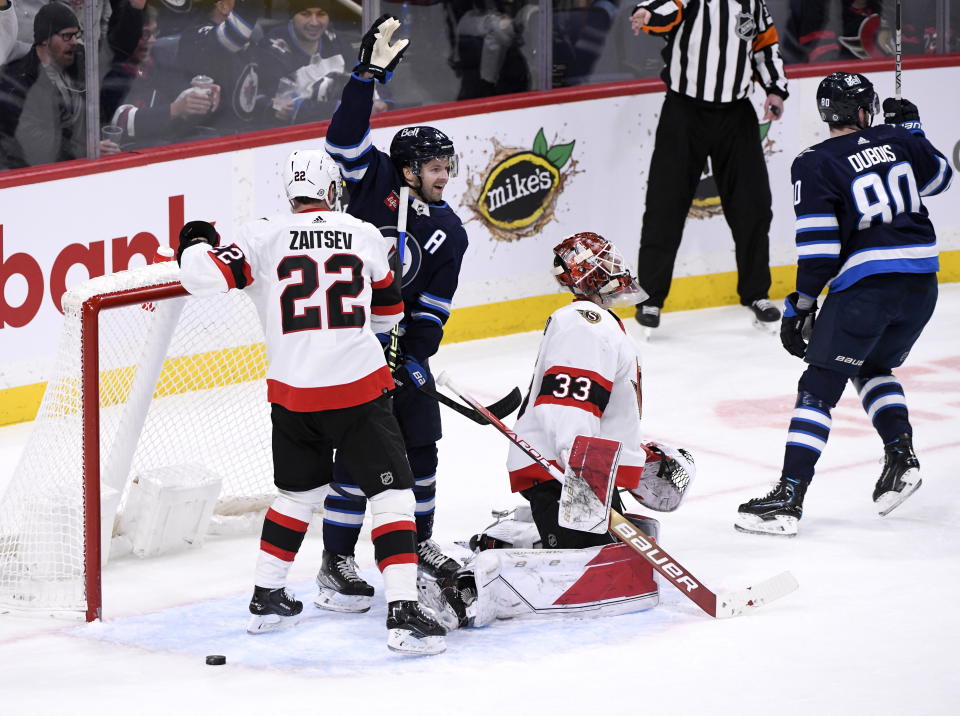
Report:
205,654,226,666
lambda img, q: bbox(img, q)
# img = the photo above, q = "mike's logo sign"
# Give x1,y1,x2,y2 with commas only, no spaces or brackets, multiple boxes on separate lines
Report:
471,129,575,239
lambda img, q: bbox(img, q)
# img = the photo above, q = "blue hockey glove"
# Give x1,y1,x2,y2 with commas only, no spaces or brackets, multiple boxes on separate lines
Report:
780,293,817,359
394,358,428,390
355,14,408,83
176,220,220,264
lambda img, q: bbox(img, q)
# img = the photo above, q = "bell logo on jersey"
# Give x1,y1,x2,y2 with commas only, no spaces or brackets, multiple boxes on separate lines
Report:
473,128,574,239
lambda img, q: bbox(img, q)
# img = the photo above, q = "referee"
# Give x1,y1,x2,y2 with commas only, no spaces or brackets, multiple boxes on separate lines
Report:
630,0,788,330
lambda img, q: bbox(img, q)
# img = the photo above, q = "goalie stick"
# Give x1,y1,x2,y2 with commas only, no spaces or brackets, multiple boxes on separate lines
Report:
436,372,799,619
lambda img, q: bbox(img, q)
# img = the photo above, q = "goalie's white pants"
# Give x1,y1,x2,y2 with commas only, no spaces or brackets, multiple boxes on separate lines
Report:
469,543,658,627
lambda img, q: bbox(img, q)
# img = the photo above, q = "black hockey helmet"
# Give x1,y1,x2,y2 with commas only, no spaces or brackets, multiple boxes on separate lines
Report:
816,72,879,127
390,126,458,178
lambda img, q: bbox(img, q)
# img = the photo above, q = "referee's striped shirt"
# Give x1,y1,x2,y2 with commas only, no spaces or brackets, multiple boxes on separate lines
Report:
636,0,789,103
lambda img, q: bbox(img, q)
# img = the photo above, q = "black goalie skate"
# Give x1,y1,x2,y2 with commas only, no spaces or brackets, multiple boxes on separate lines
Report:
386,600,447,655
247,586,303,634
873,433,922,517
314,551,375,613
734,477,808,537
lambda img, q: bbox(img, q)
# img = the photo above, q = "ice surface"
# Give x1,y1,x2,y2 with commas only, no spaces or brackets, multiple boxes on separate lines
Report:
1,287,957,715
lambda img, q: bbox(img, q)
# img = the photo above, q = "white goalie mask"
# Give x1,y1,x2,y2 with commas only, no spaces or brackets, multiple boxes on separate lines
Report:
283,150,343,209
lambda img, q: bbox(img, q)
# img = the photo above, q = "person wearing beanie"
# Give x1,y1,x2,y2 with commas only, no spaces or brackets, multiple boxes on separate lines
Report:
1,0,19,65
254,2,386,126
0,1,87,167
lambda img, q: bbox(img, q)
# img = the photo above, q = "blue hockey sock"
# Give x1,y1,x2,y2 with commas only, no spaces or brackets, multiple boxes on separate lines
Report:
854,373,911,444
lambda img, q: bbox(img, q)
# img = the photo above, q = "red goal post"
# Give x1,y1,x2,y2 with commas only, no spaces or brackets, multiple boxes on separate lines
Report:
0,261,275,621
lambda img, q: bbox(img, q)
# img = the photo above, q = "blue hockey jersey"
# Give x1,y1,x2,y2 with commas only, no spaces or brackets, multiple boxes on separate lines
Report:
790,122,952,299
324,74,469,363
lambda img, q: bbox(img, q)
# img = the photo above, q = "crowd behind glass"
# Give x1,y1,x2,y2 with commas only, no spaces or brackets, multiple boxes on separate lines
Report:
0,0,957,171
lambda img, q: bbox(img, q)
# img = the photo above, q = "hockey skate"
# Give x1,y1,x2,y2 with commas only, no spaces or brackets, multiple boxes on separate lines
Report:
734,477,808,537
247,586,303,634
417,539,461,582
417,570,473,630
874,434,922,517
386,600,447,655
635,304,660,341
314,551,374,613
749,298,780,333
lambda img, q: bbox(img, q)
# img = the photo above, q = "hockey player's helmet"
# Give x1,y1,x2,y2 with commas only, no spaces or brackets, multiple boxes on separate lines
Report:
816,72,879,127
283,149,343,208
552,232,646,308
390,126,459,178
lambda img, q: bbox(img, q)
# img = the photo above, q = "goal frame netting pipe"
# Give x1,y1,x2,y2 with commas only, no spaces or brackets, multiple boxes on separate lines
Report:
81,282,188,621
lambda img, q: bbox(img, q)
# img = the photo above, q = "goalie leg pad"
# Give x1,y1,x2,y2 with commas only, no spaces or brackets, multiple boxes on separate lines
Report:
631,442,695,512
463,543,658,625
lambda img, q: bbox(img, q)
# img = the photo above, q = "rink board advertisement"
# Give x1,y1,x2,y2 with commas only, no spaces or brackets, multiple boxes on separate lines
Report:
1,67,959,420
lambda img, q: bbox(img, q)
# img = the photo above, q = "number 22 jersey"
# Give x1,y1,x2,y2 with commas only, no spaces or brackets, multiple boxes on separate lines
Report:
179,208,403,411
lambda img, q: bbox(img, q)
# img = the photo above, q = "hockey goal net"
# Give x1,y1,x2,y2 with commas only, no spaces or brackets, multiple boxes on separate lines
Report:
0,260,274,620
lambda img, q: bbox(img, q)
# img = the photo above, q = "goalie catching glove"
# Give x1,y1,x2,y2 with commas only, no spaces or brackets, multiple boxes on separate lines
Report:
176,220,220,264
355,14,409,84
780,292,818,359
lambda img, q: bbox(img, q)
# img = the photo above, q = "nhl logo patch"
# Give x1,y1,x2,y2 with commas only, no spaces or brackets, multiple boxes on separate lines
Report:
576,309,602,324
735,12,756,41
380,471,394,486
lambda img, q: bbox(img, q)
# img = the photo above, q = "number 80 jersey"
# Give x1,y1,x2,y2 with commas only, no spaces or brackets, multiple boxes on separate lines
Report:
179,208,403,412
790,122,952,300
507,300,647,493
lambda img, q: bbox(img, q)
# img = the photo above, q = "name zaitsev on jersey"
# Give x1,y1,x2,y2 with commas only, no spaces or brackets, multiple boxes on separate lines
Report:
179,209,403,411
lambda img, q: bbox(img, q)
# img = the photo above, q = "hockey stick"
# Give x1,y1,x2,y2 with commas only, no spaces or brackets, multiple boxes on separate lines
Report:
418,382,522,425
437,372,799,619
894,0,902,100
387,185,410,371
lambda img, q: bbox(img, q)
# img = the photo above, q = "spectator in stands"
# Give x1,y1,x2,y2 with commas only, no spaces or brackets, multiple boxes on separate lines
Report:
0,1,89,167
1,0,18,65
175,0,265,133
255,1,387,126
101,2,220,150
452,0,530,99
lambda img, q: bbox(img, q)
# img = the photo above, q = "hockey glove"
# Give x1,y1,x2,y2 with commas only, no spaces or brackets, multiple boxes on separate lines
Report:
393,357,429,390
780,292,817,359
176,220,220,264
355,14,409,83
883,98,921,126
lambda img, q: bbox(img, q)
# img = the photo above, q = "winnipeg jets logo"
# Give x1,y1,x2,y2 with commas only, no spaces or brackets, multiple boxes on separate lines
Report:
735,12,756,41
379,225,423,288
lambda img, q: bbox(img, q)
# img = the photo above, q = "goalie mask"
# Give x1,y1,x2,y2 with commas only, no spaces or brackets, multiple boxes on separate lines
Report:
390,126,459,178
552,232,646,308
283,150,343,209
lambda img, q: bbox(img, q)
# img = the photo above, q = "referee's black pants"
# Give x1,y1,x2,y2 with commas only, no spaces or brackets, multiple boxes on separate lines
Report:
637,91,773,308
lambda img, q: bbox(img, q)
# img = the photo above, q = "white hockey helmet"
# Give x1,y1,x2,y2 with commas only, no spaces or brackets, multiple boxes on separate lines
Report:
283,149,343,208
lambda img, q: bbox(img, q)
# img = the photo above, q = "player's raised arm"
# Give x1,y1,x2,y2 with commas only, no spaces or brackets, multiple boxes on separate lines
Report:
177,220,255,296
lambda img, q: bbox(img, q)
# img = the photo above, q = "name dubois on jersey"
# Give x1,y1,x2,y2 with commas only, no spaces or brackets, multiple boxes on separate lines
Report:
847,144,897,172
288,230,353,250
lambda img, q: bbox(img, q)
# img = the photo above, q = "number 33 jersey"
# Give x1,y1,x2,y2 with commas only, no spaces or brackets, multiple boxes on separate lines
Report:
790,122,952,299
179,208,403,411
507,300,646,493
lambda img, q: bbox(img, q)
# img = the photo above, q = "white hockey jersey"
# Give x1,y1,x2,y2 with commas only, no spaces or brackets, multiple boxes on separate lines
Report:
508,300,646,492
179,208,402,411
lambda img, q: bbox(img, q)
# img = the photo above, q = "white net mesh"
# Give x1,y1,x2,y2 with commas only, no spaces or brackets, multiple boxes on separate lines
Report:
0,263,273,616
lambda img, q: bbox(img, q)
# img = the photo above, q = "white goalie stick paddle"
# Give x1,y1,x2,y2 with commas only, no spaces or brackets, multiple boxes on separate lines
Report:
437,372,799,619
